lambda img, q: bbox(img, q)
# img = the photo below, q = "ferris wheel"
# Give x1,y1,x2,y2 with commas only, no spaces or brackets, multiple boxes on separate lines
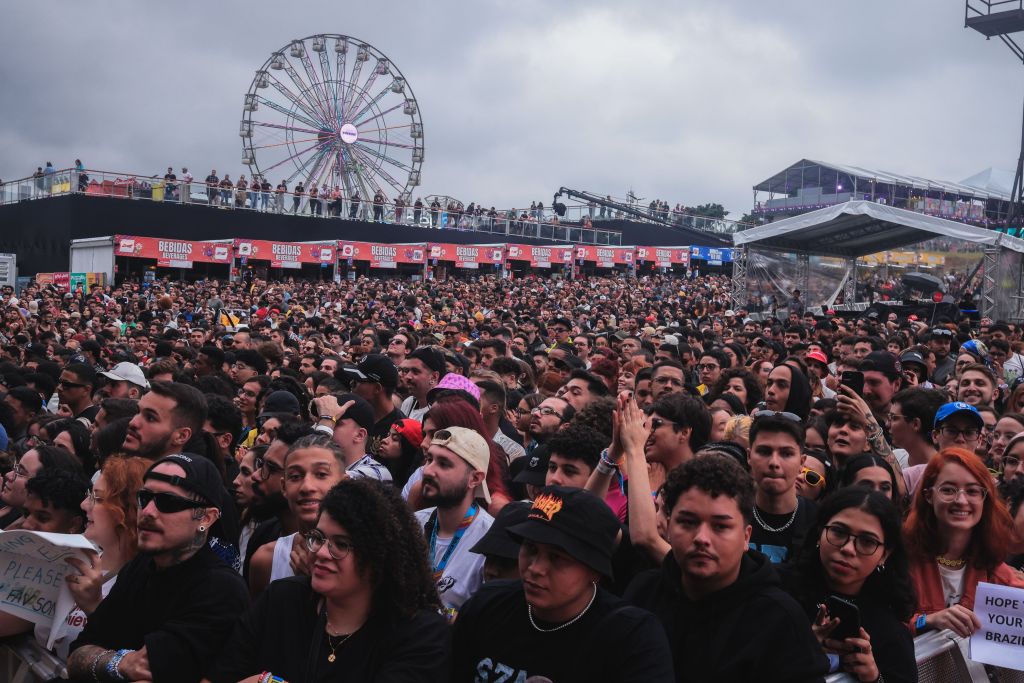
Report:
240,34,423,202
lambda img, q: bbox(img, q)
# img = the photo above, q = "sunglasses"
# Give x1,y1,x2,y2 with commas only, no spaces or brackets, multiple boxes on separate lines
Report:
59,379,90,389
754,410,803,424
800,467,825,488
137,489,208,514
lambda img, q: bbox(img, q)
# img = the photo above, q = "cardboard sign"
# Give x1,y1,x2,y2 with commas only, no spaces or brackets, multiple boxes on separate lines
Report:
0,531,97,648
115,235,231,268
969,582,1024,670
234,240,336,268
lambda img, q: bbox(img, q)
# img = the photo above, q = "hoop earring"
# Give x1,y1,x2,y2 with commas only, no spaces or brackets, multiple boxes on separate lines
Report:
199,525,206,532
876,563,885,573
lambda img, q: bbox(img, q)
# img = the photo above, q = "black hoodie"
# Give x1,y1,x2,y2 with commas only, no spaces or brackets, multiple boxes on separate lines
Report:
624,550,828,683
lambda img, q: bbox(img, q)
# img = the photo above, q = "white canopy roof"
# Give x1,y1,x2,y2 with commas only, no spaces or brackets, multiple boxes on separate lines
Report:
732,200,1024,258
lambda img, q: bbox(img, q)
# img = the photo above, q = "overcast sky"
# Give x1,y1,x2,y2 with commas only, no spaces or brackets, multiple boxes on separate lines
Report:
2,1,1020,219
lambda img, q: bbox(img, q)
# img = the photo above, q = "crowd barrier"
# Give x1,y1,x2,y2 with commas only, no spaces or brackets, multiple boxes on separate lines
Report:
2,628,1022,682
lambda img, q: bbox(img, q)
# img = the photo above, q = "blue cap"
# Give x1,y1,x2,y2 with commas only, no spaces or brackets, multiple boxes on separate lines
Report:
934,402,983,429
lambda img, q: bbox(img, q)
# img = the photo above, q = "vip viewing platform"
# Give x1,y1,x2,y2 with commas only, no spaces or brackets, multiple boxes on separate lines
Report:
752,159,1017,231
0,167,739,274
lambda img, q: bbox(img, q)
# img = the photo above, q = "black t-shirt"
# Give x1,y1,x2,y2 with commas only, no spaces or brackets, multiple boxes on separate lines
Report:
71,546,249,683
452,580,674,683
748,496,816,565
207,576,451,683
75,404,100,425
369,406,404,458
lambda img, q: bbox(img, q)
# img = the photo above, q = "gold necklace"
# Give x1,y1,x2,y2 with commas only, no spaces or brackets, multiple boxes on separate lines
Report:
936,555,966,569
325,628,355,663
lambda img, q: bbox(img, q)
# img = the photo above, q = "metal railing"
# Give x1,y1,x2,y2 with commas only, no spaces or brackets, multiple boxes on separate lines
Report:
3,627,1021,683
553,202,746,235
0,167,623,246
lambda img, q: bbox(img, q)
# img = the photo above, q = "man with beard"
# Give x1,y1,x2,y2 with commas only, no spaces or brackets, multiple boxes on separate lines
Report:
525,396,574,458
98,362,150,400
123,382,206,461
242,422,313,579
399,347,445,421
415,426,495,621
68,455,249,683
928,327,956,386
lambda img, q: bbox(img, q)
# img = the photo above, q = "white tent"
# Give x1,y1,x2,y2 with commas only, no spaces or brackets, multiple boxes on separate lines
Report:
731,200,1024,321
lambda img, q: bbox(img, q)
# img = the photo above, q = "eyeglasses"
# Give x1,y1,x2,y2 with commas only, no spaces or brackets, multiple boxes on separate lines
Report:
885,413,908,424
10,462,30,479
137,489,208,514
932,484,988,502
304,529,354,560
649,417,678,431
254,453,284,478
531,406,563,419
822,524,883,556
696,364,719,372
800,467,825,488
938,425,980,441
85,489,106,506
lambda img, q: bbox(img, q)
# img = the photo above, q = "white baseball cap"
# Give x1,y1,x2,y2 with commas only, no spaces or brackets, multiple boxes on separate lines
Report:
100,362,150,389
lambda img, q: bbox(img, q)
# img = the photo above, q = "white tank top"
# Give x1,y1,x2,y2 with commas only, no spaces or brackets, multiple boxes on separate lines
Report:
269,532,298,583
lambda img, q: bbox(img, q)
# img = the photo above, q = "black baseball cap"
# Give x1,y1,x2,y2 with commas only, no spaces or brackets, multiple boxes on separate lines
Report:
899,350,927,370
407,347,446,375
258,390,301,420
512,445,549,486
145,453,224,510
506,486,620,578
470,501,532,560
342,353,398,390
862,351,901,380
333,392,375,431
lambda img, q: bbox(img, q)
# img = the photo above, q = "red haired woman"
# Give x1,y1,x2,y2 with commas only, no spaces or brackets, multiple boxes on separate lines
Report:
904,447,1024,638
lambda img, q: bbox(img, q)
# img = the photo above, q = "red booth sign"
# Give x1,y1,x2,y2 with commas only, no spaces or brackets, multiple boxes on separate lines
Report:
635,246,690,268
338,241,425,268
575,245,635,268
235,240,336,269
428,243,504,269
115,235,231,268
505,244,574,268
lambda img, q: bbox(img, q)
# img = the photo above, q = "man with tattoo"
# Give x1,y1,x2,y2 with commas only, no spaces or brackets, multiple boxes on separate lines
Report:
68,454,249,682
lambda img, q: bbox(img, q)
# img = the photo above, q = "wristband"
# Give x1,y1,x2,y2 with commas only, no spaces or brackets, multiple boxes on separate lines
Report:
598,448,618,469
90,651,105,683
318,414,338,424
107,649,132,681
915,613,927,632
596,459,617,476
826,653,841,673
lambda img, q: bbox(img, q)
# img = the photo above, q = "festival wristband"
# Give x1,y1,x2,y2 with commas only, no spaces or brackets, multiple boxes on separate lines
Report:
915,613,927,632
598,448,618,469
107,649,133,681
259,673,289,683
826,653,841,673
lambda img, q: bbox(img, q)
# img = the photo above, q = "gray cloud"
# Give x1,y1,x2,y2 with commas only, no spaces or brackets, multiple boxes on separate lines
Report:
1,0,1020,220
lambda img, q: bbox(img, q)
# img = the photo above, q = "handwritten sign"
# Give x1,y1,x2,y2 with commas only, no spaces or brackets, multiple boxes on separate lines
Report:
0,530,97,648
970,582,1024,670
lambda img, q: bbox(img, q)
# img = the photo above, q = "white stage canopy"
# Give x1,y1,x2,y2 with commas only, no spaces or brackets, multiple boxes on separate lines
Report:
730,200,1024,321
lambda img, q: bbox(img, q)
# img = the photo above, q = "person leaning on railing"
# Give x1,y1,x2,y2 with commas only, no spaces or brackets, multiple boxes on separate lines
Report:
904,447,1024,639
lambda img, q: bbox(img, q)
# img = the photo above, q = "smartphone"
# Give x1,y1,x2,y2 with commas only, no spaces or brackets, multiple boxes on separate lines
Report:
841,370,864,397
827,595,862,641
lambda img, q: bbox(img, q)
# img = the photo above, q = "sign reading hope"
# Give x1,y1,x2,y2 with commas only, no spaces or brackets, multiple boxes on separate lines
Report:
970,582,1024,670
0,530,97,648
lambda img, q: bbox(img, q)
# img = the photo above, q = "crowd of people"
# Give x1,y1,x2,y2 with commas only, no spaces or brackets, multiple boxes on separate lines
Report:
0,269,1021,682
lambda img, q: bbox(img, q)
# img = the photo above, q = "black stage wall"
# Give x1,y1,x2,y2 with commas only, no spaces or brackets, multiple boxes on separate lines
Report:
0,195,728,275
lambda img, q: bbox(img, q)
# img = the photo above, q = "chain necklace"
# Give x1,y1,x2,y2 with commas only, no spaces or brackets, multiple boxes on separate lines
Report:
527,584,598,633
325,623,357,663
752,503,798,533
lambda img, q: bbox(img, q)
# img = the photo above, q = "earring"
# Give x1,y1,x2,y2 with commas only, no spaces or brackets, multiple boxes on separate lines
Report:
815,542,820,549
876,563,885,573
199,525,206,532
